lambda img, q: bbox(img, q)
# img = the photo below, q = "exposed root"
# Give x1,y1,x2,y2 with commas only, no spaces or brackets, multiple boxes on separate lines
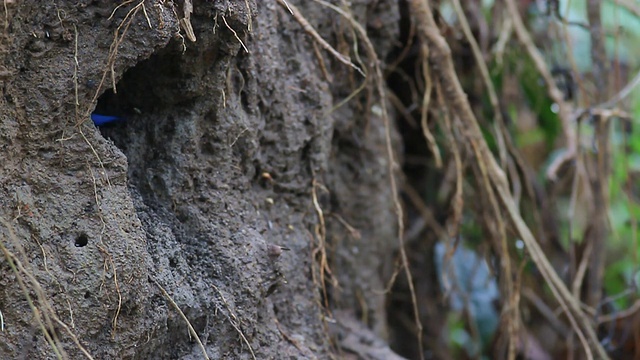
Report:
279,0,293,15
0,217,95,360
222,14,248,53
212,284,257,360
97,244,122,340
178,0,196,42
312,41,332,82
329,213,361,240
87,162,124,342
155,280,211,360
502,0,576,181
311,1,425,358
1,242,66,360
104,0,149,94
450,0,517,356
65,3,147,346
597,68,640,109
274,317,304,353
277,0,364,77
407,0,608,358
311,179,337,310
434,84,463,236
418,43,442,168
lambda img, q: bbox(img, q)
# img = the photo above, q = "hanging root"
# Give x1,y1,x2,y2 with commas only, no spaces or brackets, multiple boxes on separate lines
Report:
406,1,608,358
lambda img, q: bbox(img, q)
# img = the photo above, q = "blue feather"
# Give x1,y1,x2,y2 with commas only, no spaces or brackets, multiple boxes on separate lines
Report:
91,113,124,126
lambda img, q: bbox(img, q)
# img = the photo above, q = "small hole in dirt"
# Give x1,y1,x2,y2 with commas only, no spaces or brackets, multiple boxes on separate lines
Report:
169,257,178,268
84,291,91,299
75,233,89,247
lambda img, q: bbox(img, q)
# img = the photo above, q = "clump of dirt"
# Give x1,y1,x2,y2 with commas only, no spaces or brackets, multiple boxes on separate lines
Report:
0,1,402,359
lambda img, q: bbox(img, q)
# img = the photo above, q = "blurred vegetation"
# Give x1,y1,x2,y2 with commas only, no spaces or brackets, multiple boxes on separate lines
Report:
397,0,640,358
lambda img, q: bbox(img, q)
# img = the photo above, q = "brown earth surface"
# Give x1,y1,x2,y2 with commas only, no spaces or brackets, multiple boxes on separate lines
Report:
0,1,410,359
